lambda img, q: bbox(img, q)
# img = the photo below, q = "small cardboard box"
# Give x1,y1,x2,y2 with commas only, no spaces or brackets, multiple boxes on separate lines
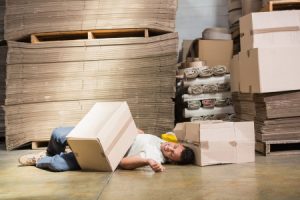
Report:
66,102,138,171
239,47,300,93
197,39,233,70
240,10,300,52
174,121,255,166
230,54,240,92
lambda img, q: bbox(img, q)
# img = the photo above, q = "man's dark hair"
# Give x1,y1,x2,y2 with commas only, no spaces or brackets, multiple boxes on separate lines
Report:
178,145,195,165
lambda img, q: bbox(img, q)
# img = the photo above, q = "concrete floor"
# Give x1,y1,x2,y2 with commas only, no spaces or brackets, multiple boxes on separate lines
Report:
0,144,299,200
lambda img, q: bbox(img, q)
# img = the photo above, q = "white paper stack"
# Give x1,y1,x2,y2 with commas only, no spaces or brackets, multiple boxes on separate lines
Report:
5,33,178,150
5,0,177,41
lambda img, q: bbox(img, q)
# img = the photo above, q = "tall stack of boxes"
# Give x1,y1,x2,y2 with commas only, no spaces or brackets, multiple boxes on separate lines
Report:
231,10,300,155
176,28,235,122
4,0,179,150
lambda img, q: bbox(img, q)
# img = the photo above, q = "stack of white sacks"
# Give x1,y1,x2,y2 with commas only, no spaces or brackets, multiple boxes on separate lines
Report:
178,28,235,122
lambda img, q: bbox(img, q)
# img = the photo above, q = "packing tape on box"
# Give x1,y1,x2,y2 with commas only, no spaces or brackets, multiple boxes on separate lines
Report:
251,26,300,35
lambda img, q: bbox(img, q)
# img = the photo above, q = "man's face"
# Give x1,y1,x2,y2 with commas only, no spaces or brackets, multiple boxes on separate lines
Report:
160,142,184,162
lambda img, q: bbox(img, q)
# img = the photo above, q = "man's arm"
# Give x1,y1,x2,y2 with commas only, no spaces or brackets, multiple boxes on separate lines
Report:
119,155,165,172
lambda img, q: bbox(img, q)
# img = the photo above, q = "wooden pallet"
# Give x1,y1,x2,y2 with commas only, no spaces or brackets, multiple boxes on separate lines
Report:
31,140,49,149
30,28,167,43
256,140,300,156
261,0,300,11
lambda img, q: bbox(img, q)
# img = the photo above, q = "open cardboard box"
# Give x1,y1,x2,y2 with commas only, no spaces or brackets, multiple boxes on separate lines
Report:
174,120,255,166
66,102,138,171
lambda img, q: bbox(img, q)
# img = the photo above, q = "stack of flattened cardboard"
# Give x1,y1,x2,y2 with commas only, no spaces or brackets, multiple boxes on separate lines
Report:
5,32,178,150
0,46,6,137
254,91,300,142
0,0,4,41
231,10,300,155
5,0,177,41
232,91,300,142
232,92,255,121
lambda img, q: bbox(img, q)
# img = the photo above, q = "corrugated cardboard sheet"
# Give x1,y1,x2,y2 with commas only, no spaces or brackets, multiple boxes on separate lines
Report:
5,33,178,150
5,0,178,41
232,91,300,142
0,46,6,137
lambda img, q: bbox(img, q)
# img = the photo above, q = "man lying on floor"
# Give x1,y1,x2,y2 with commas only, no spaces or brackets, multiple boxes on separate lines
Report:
18,127,195,172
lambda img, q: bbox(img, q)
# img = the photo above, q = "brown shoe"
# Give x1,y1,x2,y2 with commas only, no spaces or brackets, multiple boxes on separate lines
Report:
18,151,46,166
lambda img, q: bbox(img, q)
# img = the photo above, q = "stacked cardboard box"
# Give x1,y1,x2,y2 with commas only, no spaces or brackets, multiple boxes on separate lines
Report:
0,46,6,137
5,32,178,150
5,0,177,41
66,102,138,172
231,10,300,155
173,120,255,166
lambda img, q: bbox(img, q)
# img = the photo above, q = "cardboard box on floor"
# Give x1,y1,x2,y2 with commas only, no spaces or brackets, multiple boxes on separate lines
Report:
240,10,300,52
197,39,233,71
239,47,300,93
174,121,255,166
66,102,138,171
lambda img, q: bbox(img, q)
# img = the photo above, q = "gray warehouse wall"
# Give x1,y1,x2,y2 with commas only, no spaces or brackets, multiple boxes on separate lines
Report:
176,0,229,50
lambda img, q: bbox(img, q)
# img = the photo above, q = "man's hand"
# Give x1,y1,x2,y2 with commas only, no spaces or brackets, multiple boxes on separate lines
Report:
119,156,165,173
147,159,165,172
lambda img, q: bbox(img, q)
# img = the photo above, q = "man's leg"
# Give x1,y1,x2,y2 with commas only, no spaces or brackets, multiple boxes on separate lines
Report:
47,127,74,156
36,152,80,172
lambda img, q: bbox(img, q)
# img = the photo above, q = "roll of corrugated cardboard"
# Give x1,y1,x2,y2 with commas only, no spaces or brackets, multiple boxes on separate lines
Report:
202,27,232,40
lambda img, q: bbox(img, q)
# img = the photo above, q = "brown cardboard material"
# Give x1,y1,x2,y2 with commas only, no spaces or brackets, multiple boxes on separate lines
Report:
174,121,255,166
239,47,300,93
240,10,300,52
197,39,233,70
66,102,138,171
241,0,262,16
4,32,178,150
173,122,186,141
230,54,240,92
5,0,178,41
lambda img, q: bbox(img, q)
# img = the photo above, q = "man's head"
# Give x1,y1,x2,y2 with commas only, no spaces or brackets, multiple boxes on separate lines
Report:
160,142,195,165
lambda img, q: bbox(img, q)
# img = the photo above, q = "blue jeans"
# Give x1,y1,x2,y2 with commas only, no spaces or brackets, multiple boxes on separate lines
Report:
36,127,81,172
